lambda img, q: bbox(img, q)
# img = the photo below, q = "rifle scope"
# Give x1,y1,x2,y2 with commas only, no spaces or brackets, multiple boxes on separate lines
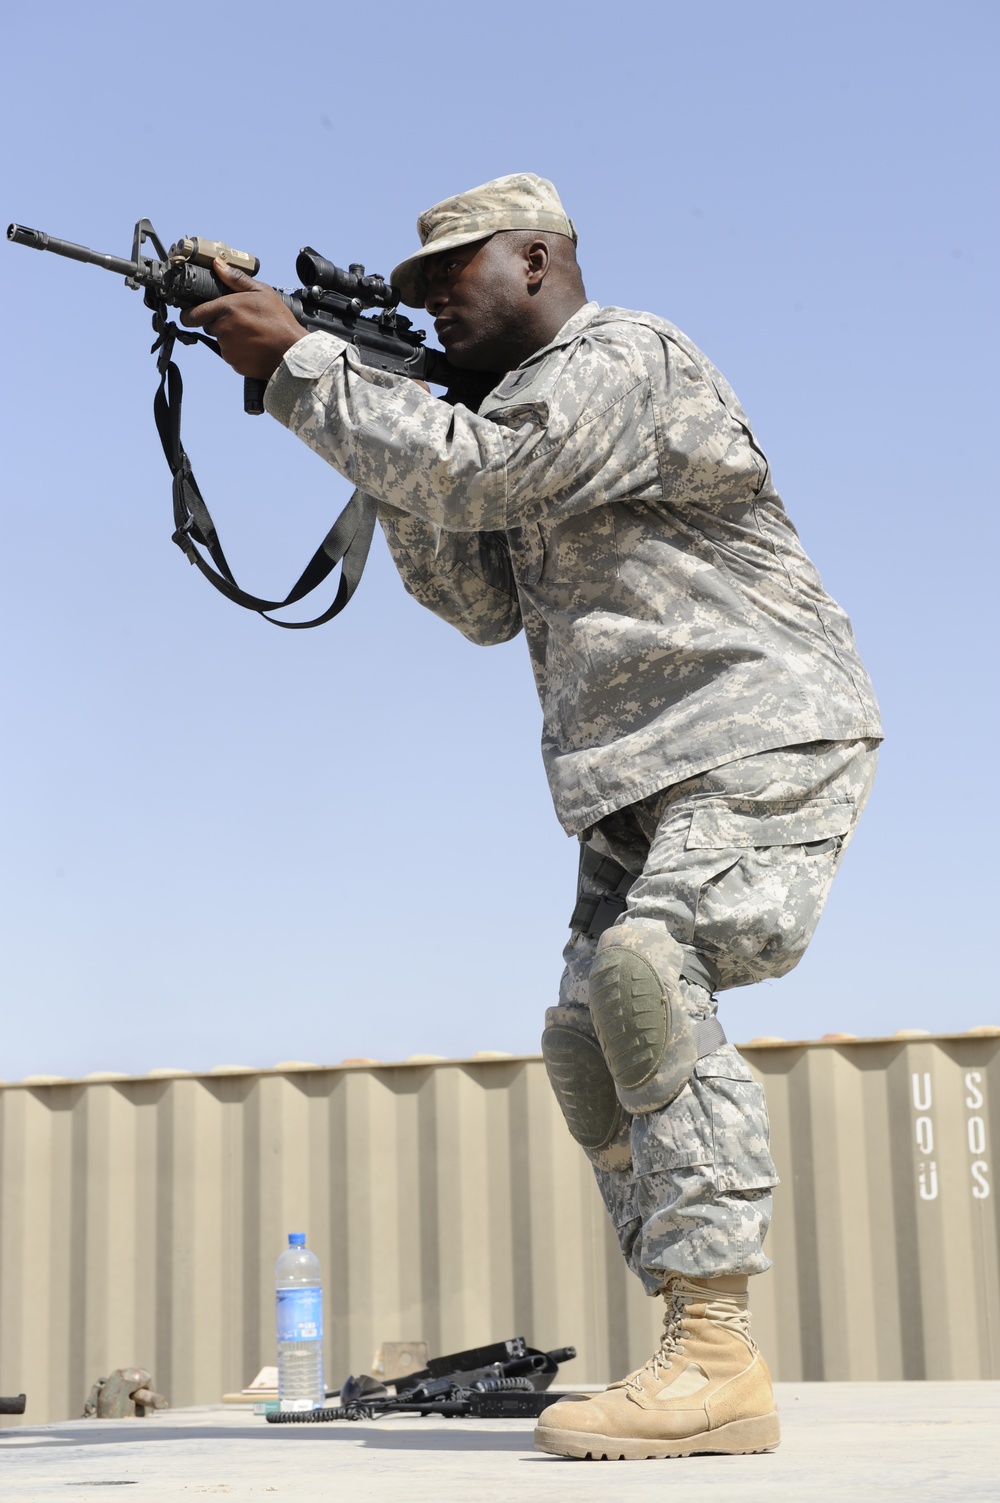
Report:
295,247,398,309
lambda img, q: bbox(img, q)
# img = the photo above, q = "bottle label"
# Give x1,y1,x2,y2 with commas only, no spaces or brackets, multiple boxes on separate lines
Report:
276,1287,323,1342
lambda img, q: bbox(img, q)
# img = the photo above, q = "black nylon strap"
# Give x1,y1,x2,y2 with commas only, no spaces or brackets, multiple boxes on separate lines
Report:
151,309,375,628
569,847,638,937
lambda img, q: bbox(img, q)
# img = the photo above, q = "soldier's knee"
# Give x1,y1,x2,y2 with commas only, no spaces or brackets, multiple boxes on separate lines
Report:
541,1005,628,1163
589,919,707,1115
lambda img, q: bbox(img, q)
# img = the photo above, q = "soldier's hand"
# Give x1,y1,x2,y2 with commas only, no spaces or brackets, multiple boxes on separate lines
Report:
180,260,307,379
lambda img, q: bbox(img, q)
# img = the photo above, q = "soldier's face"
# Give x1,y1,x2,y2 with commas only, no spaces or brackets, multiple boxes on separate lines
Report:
423,236,534,371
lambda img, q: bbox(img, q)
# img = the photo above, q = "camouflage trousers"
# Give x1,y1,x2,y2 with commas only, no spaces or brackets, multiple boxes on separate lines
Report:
555,737,879,1293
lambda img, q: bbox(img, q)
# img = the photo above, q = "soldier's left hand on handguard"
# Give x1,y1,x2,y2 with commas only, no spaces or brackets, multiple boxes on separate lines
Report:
180,259,307,380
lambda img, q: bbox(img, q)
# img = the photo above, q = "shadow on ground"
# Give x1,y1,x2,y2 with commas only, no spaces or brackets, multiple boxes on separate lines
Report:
1,1422,537,1453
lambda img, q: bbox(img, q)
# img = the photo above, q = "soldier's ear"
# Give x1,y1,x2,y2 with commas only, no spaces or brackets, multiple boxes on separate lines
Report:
524,239,551,288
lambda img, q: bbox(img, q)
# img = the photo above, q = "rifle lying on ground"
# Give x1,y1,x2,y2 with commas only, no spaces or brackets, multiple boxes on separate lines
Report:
8,219,495,628
264,1337,578,1422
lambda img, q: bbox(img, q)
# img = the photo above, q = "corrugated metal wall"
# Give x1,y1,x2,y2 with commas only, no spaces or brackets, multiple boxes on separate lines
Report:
1,1033,997,1425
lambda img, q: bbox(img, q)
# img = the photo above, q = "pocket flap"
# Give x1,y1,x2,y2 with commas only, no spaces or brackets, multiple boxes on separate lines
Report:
686,800,854,850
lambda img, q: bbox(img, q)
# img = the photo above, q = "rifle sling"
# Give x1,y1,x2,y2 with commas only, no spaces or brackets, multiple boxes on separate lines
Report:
152,313,375,629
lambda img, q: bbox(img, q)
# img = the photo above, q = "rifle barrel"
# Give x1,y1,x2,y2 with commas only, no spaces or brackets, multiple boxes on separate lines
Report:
7,223,138,279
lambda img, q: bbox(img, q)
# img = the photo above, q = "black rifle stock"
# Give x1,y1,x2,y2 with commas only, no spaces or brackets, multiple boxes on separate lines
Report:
7,218,496,626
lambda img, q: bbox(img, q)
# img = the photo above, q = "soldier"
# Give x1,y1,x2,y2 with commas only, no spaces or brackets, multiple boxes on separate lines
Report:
181,174,881,1460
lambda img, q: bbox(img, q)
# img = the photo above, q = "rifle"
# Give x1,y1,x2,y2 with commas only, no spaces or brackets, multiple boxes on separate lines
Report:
7,219,495,628
264,1337,579,1423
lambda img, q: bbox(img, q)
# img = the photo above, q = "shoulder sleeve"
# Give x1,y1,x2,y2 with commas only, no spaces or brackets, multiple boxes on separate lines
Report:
265,325,657,532
641,326,770,513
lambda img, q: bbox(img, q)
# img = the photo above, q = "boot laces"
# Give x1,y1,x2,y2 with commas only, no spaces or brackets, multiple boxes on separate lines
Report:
622,1283,688,1391
620,1277,752,1392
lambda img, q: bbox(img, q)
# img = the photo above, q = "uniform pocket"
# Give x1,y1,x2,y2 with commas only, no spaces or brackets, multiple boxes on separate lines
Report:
683,798,858,987
696,1051,778,1192
632,1045,778,1192
686,800,855,850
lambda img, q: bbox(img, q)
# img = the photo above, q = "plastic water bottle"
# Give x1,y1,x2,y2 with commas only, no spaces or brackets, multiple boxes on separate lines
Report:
274,1232,325,1409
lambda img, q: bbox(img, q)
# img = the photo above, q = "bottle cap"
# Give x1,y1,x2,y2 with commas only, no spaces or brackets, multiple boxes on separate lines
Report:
288,1233,306,1246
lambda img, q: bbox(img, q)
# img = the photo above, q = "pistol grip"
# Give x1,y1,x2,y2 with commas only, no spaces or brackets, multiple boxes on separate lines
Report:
244,377,267,416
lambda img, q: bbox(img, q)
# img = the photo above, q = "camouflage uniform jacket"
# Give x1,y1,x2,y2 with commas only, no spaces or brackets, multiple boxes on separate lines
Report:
265,301,882,835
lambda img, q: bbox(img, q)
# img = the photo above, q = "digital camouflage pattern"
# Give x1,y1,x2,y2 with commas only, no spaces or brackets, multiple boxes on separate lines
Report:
559,971,777,1291
266,304,881,835
263,292,882,1286
581,737,881,992
390,172,577,308
556,737,878,1288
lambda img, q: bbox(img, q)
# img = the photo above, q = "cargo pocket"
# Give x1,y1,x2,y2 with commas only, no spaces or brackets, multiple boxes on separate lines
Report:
686,799,854,851
685,799,857,988
631,1045,777,1192
695,1050,778,1192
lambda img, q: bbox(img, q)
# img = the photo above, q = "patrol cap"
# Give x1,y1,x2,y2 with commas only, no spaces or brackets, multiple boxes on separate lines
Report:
390,172,577,308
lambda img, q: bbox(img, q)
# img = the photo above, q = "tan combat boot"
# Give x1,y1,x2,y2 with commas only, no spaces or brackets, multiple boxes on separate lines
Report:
535,1274,779,1460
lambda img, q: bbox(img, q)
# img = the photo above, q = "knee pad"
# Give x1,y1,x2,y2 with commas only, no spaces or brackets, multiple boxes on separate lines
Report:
588,919,698,1114
541,1006,625,1155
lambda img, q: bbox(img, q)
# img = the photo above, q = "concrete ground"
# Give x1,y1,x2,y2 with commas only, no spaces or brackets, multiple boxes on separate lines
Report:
1,1384,997,1502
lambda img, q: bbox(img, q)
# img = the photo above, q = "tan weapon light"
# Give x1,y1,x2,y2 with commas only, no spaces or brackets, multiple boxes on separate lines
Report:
168,237,260,276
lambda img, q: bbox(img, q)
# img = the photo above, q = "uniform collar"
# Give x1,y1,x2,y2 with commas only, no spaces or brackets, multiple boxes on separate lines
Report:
515,300,601,371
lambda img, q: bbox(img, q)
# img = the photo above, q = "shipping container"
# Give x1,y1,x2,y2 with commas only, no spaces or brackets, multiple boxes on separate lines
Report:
1,1031,997,1425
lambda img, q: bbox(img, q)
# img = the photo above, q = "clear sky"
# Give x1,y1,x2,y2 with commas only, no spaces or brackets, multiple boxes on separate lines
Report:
2,1,996,1081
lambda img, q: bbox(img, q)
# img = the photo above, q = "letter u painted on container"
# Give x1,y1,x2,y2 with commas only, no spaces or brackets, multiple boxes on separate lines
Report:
912,1072,932,1111
918,1161,939,1201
